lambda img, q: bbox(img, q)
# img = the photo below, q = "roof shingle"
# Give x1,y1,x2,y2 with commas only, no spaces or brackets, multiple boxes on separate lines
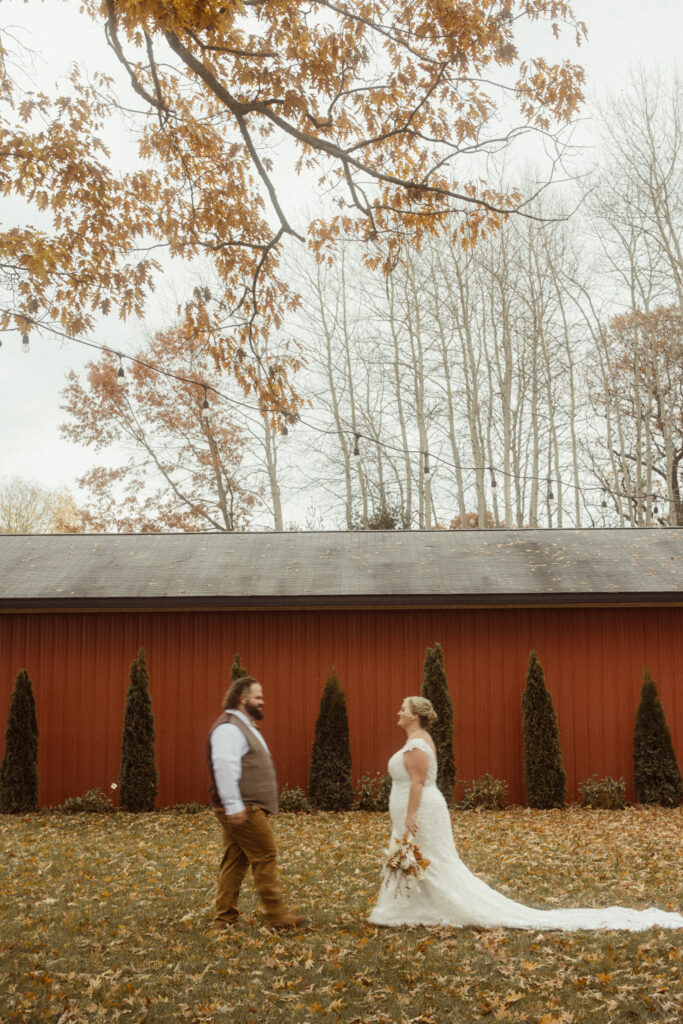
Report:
1,529,681,609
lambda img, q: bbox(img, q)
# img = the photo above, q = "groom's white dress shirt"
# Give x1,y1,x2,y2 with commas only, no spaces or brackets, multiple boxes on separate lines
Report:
211,709,272,815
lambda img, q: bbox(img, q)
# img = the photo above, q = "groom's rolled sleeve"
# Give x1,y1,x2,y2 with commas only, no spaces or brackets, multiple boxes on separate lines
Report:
211,723,249,815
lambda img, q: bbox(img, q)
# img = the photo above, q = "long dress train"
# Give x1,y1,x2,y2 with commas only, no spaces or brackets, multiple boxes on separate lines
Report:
368,738,683,931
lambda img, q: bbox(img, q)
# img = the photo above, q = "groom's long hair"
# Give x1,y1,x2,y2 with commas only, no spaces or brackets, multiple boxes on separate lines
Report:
223,676,259,710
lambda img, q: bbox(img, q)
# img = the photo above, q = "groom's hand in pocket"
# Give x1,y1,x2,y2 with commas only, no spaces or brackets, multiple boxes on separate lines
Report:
227,809,248,826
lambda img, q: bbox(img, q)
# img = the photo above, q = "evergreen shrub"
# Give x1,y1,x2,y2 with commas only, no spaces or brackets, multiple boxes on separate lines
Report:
0,669,39,813
355,771,391,812
459,774,508,811
633,670,683,807
279,785,312,813
578,776,626,810
522,650,566,808
119,648,158,812
422,642,456,804
308,668,354,811
60,788,114,813
165,802,205,814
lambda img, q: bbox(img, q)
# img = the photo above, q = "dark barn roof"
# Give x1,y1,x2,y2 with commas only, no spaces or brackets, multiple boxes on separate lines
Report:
1,529,682,610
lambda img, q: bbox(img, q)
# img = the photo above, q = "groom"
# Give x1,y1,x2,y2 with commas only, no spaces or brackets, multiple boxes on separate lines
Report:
207,675,307,931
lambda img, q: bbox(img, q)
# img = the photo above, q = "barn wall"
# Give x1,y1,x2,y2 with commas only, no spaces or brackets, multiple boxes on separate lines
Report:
1,605,681,807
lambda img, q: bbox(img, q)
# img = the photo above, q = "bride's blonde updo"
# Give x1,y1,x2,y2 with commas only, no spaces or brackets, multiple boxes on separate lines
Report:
407,696,438,728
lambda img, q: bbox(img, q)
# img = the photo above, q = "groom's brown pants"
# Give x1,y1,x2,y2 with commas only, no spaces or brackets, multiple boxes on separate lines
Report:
212,804,286,925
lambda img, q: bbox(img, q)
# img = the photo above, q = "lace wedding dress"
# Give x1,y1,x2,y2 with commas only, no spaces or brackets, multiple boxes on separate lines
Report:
368,737,683,931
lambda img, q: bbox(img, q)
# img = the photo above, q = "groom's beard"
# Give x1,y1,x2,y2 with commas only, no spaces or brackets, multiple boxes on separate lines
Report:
245,702,264,722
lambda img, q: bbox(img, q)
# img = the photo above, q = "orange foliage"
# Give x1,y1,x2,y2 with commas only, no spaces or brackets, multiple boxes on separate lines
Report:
2,2,585,414
449,509,502,529
61,327,259,532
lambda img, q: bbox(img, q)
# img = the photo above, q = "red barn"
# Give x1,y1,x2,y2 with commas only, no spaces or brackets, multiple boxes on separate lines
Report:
1,529,681,806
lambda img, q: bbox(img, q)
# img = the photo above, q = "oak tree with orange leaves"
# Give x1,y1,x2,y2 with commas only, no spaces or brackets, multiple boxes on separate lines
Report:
2,1,585,417
61,327,260,531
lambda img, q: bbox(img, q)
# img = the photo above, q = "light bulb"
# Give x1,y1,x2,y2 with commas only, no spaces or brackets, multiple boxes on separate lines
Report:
22,333,30,354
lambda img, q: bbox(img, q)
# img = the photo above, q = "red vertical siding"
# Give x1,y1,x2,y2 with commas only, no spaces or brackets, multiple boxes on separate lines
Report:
0,606,682,806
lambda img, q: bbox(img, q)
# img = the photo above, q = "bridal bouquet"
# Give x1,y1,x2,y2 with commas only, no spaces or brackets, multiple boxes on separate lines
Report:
381,833,430,897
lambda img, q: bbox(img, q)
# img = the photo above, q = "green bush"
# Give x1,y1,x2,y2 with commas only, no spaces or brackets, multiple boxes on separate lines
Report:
119,648,158,813
578,776,626,810
279,785,312,813
355,772,391,812
308,667,354,811
60,788,114,813
0,669,39,814
459,774,508,811
522,650,566,809
422,642,456,804
633,670,683,807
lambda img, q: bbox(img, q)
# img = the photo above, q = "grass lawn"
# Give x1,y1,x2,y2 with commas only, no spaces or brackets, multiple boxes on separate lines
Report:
1,806,681,1024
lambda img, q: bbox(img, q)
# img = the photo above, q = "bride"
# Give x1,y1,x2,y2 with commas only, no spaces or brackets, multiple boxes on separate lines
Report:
368,696,683,931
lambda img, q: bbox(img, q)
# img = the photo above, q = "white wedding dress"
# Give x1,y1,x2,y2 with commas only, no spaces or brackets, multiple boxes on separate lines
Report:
368,737,683,931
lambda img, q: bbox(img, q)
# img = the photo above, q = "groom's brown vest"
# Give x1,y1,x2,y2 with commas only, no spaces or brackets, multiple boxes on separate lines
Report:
207,711,279,815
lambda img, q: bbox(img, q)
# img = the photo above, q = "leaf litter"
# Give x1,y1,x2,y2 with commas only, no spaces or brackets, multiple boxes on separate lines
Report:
0,806,681,1023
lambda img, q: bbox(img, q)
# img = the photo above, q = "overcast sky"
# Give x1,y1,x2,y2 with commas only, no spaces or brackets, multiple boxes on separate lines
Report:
1,0,682,503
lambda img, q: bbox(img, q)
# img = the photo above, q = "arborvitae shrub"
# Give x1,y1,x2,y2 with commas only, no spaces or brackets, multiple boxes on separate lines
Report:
0,669,39,813
522,650,566,808
230,653,248,683
633,670,683,807
308,668,354,811
422,642,456,804
119,648,158,812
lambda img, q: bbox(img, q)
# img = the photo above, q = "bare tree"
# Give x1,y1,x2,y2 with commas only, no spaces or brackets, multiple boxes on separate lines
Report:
0,477,83,533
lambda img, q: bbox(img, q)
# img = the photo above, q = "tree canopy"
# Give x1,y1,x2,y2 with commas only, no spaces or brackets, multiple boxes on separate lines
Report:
2,1,585,416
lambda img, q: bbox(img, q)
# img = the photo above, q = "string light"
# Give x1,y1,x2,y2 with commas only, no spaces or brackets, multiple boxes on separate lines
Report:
21,332,30,354
116,355,125,386
10,316,673,516
653,495,659,515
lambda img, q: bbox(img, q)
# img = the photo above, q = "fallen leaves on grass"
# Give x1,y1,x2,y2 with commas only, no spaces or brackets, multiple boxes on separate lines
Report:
0,807,681,1023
